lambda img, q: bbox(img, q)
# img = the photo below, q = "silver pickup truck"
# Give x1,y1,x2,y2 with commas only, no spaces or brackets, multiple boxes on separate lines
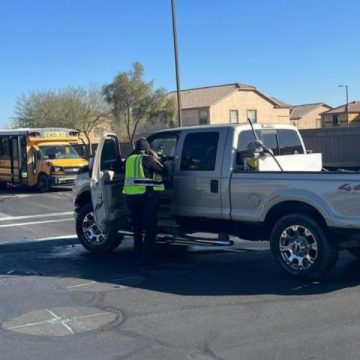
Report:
74,123,360,280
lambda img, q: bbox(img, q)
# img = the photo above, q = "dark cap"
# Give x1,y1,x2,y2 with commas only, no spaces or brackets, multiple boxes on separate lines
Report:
135,138,150,151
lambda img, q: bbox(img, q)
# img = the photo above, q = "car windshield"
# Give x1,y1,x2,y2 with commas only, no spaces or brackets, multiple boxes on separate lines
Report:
39,145,80,160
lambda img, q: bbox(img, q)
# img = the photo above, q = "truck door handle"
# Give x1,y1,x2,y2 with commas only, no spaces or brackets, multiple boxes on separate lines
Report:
210,179,218,193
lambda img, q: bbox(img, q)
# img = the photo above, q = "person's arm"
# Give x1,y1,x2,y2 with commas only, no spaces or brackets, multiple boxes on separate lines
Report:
142,155,168,177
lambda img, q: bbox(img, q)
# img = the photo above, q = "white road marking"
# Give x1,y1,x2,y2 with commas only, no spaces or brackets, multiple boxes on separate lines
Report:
36,234,77,241
66,281,96,289
0,212,73,222
0,194,33,199
47,309,75,335
8,311,111,331
0,218,73,228
8,319,51,330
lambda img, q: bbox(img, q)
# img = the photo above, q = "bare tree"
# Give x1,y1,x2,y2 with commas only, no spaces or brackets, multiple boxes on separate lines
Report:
13,86,111,154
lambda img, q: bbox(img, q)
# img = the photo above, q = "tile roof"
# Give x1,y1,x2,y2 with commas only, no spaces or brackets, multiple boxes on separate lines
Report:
169,83,289,109
290,103,332,120
322,101,360,114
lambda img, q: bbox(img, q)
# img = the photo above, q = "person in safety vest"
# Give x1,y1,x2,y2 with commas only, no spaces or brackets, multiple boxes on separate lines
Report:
123,138,167,263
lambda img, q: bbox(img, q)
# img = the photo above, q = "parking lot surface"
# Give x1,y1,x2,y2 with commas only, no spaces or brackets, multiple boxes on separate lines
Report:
1,188,360,359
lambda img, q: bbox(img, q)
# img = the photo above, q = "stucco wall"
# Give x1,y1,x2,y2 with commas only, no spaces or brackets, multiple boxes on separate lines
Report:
293,105,330,129
181,108,209,126
209,90,290,125
322,113,360,127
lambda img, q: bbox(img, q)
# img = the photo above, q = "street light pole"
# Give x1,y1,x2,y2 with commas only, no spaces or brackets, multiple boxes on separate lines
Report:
171,0,182,127
339,84,349,127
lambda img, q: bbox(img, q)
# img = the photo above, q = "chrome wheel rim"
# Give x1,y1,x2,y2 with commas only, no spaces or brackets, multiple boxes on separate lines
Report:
82,211,107,246
279,225,318,271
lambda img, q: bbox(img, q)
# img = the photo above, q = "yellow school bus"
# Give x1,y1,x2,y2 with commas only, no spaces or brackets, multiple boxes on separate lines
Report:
0,128,88,191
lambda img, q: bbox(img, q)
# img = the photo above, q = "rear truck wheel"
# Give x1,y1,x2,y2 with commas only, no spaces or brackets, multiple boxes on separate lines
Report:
76,202,123,253
37,174,52,192
347,247,360,258
270,214,338,281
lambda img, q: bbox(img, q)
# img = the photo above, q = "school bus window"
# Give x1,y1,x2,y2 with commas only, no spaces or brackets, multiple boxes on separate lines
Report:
11,138,19,160
0,137,10,159
38,145,81,160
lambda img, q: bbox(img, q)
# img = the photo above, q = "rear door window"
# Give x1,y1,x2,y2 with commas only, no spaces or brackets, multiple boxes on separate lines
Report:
180,132,219,171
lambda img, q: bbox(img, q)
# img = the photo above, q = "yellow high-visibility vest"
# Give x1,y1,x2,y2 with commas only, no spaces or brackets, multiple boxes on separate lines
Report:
122,154,164,195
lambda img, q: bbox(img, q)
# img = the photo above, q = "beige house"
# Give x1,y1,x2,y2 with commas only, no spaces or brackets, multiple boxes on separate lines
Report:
321,101,360,127
290,103,332,129
169,83,290,126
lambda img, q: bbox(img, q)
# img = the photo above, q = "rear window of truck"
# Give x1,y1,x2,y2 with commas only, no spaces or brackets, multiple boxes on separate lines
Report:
236,129,304,169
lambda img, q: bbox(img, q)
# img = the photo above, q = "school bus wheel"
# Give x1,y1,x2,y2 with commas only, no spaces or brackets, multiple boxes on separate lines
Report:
37,173,52,192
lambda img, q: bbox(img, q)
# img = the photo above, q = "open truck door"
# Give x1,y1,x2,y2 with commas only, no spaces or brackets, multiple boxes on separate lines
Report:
90,132,129,235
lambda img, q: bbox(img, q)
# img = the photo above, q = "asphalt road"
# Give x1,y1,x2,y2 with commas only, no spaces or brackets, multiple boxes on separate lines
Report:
1,188,360,359
0,187,75,244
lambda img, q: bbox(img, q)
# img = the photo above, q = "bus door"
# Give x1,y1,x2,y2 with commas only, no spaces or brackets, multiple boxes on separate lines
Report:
9,136,20,184
9,135,27,185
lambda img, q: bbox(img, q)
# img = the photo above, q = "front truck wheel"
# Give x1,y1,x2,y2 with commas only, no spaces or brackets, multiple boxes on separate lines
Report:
76,202,123,253
270,214,338,281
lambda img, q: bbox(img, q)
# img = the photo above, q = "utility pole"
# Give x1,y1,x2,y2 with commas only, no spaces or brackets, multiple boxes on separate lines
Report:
339,84,349,127
171,0,182,127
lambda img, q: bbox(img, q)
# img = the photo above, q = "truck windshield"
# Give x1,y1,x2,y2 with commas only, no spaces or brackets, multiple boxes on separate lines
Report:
39,145,81,160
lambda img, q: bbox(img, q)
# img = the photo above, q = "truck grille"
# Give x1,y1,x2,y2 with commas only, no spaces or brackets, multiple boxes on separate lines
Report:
63,167,80,175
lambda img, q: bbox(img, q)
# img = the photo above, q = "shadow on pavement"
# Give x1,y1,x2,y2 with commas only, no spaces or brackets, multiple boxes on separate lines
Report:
1,240,360,297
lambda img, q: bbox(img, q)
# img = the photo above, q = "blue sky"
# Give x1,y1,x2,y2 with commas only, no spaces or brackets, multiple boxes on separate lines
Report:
1,0,359,127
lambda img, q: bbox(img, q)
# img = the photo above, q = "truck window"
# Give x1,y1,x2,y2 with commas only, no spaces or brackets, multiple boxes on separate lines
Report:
180,132,219,171
101,138,122,172
277,129,304,155
236,129,304,170
148,133,179,158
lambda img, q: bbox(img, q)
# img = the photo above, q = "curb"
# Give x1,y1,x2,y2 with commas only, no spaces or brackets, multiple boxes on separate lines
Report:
0,237,79,254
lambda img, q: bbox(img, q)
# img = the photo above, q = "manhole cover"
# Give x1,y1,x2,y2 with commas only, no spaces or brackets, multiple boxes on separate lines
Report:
3,307,118,336
59,275,145,292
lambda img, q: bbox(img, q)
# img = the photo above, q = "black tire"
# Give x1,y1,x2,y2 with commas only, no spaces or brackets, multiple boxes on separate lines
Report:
37,174,51,192
76,202,123,253
347,247,360,258
270,214,338,281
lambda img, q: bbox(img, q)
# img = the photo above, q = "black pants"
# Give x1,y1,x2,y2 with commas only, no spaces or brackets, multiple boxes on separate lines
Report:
126,192,159,260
